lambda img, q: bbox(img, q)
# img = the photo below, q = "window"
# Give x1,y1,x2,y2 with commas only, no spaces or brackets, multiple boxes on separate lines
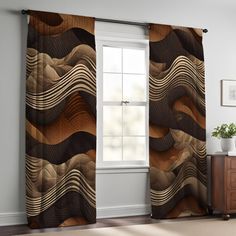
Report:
97,37,149,168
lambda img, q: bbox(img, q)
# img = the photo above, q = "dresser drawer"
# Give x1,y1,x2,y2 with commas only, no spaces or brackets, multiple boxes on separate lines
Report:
227,171,236,189
226,157,236,170
227,191,236,211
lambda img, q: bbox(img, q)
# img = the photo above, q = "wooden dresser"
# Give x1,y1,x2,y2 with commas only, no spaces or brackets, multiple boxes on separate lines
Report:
211,155,236,220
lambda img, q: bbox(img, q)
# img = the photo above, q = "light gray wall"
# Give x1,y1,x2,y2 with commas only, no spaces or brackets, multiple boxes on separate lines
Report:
0,0,236,225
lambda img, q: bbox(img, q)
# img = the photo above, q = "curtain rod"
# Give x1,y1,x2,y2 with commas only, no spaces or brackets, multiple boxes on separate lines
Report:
96,17,148,28
21,9,208,33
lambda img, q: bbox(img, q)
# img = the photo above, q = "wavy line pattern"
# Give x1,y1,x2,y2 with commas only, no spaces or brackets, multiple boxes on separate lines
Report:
26,45,96,110
149,56,205,102
26,64,95,110
149,24,207,219
26,155,96,217
150,162,206,206
26,10,96,228
27,25,96,58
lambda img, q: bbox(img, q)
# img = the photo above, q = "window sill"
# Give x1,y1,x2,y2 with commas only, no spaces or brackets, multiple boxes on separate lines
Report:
96,165,149,174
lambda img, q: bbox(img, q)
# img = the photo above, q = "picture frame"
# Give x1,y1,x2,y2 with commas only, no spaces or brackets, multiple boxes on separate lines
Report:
221,80,236,106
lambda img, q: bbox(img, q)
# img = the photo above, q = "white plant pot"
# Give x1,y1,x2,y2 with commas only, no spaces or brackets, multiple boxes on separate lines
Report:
221,138,235,152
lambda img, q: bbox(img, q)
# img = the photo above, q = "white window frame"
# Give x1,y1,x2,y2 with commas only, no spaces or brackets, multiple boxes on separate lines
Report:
96,36,149,169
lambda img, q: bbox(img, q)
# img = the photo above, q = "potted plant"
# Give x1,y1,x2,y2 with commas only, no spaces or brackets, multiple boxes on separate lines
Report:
212,123,236,152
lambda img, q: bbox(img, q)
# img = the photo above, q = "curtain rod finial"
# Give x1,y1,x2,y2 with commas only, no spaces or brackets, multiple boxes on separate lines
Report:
203,28,208,33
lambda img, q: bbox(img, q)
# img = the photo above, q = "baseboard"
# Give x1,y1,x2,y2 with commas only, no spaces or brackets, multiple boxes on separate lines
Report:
0,212,27,226
97,204,151,219
0,205,151,226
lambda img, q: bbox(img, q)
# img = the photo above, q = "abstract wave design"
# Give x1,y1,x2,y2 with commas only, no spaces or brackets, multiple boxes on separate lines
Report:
149,24,207,218
26,10,96,228
26,154,96,216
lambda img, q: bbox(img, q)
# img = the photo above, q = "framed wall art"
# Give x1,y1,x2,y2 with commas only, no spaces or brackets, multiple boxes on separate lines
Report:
221,80,236,106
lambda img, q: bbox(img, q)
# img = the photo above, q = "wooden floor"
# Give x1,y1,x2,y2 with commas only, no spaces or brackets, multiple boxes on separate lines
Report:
0,215,155,236
0,214,229,236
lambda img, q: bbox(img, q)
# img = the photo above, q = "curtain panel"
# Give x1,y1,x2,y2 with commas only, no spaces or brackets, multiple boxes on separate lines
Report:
25,10,96,228
149,24,207,218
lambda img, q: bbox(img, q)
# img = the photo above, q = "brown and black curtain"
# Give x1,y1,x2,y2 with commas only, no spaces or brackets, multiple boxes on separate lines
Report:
149,24,207,218
25,10,96,228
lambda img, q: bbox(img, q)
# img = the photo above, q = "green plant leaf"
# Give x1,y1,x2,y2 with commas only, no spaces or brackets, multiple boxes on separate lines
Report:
211,123,236,138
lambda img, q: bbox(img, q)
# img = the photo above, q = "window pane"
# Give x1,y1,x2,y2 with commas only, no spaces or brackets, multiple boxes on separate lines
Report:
123,106,145,135
103,73,122,101
123,137,146,160
123,48,145,74
103,46,122,72
103,137,122,161
103,106,122,135
123,74,146,101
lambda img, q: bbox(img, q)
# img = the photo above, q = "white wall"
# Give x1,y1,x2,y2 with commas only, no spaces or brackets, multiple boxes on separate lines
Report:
1,0,236,226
